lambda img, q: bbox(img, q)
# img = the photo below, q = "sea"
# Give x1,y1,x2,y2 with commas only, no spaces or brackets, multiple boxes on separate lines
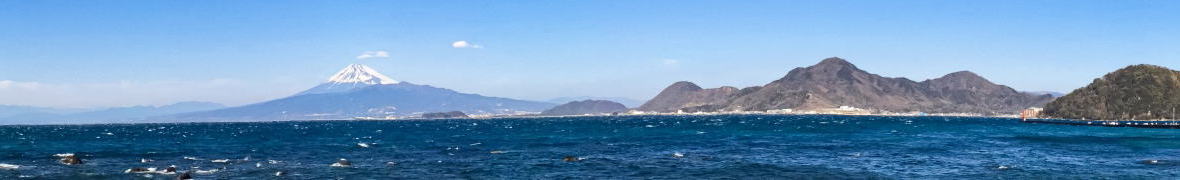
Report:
3,115,1180,179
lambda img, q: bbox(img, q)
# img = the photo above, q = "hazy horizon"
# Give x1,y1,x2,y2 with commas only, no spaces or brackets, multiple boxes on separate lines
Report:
2,1,1179,108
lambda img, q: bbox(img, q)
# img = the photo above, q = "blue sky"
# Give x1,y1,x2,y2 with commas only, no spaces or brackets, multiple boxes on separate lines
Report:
1,1,1178,108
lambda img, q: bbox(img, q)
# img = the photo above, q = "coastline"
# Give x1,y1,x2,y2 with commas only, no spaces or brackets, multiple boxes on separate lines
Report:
1021,118,1180,128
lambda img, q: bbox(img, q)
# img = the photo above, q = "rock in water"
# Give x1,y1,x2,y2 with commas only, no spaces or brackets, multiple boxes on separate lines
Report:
563,156,580,162
1043,64,1180,120
176,171,192,180
58,154,83,165
542,100,628,116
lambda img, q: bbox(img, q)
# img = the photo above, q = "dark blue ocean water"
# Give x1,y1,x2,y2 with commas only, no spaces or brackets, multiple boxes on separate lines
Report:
3,115,1180,179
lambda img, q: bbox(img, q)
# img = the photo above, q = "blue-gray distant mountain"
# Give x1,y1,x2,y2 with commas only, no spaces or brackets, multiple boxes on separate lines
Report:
0,101,224,125
1024,91,1066,98
169,64,554,121
0,105,88,118
546,96,645,108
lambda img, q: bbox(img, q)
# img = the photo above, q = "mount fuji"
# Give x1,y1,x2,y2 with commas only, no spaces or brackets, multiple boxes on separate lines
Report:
168,64,554,121
297,64,400,95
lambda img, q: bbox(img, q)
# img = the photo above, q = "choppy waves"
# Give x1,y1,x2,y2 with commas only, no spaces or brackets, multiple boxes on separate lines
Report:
2,115,1180,178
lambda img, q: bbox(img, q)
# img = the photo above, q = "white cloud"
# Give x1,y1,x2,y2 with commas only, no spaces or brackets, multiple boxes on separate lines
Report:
0,79,308,108
662,59,680,65
0,80,41,89
451,41,483,49
356,51,390,59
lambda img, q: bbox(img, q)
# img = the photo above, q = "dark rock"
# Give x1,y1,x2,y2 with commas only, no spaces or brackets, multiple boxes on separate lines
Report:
421,111,468,119
1043,65,1180,120
541,100,628,115
58,155,83,165
176,171,192,180
126,167,151,173
563,156,579,162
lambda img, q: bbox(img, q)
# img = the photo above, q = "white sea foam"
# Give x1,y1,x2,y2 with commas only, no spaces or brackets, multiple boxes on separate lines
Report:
0,163,20,169
195,169,219,174
54,153,74,157
330,159,351,167
211,159,230,163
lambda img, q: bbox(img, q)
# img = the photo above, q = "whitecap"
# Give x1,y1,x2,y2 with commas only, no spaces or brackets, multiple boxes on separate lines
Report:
330,161,351,167
0,163,20,169
211,159,230,163
125,167,157,174
357,143,371,148
195,169,219,174
54,153,75,157
995,165,1012,170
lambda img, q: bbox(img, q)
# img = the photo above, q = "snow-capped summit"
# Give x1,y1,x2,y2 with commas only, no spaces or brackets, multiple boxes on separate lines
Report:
327,64,399,85
296,64,400,95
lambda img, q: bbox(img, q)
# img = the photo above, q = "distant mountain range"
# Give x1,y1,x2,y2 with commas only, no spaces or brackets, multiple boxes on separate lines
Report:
0,102,224,125
638,57,1054,114
168,64,554,121
1025,91,1066,98
1043,64,1180,120
0,105,89,118
546,96,645,108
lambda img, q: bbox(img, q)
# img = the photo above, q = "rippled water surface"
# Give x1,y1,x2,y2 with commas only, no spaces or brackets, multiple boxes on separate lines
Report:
3,115,1180,179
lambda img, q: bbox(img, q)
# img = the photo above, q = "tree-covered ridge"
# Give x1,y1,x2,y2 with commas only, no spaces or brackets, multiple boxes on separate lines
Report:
1043,65,1180,120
